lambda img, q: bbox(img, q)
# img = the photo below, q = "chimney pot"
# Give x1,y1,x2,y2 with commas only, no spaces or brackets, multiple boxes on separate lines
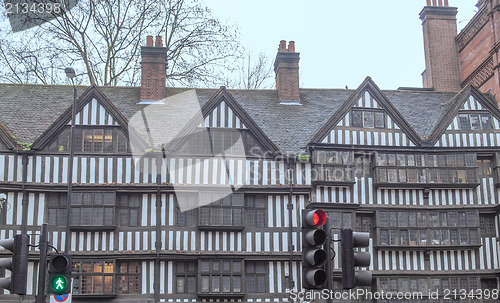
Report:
155,36,163,47
288,41,295,53
146,36,153,47
279,40,286,52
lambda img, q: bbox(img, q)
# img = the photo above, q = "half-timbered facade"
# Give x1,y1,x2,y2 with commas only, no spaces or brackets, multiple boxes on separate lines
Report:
0,17,500,303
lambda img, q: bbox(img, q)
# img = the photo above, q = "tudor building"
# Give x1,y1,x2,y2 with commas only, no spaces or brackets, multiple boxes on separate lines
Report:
0,2,499,303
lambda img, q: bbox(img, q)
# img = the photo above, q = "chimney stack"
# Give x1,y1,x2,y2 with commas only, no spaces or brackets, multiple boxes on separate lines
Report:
420,2,462,92
141,35,167,102
274,40,300,103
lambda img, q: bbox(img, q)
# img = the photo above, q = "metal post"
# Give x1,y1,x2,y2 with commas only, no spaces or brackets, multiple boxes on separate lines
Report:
36,223,48,303
287,156,295,290
325,217,333,303
154,154,162,302
65,81,76,254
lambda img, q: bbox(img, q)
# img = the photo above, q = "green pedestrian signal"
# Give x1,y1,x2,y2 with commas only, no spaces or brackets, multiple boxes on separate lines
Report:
50,274,68,294
47,254,72,294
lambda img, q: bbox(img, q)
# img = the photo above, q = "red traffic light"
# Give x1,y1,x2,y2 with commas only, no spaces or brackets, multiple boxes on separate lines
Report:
304,209,326,227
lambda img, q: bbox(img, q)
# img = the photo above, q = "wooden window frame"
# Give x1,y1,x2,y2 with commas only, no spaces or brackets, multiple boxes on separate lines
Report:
376,210,480,248
72,260,116,297
117,261,141,295
351,109,386,129
245,261,267,293
176,262,197,294
198,259,243,298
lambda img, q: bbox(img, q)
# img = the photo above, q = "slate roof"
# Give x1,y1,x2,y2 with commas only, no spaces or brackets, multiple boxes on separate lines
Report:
0,82,488,153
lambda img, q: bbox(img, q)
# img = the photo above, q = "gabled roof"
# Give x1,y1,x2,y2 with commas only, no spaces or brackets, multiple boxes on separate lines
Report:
30,85,144,150
428,84,500,146
165,88,281,155
310,77,422,146
0,81,494,153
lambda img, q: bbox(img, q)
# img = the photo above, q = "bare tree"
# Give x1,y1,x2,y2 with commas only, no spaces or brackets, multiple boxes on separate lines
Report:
223,50,274,89
0,0,241,86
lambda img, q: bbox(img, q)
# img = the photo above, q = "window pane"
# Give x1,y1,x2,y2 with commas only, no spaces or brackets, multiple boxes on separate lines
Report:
187,277,196,293
233,261,241,272
211,208,221,225
481,114,492,129
233,276,241,292
470,114,480,130
222,208,232,226
363,111,374,128
177,277,185,293
459,114,471,130
93,208,104,225
352,110,362,127
212,276,220,292
201,276,209,292
374,112,385,128
257,276,266,293
222,276,231,292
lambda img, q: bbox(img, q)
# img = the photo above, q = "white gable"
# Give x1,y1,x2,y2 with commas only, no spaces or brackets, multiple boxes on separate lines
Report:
68,98,119,126
320,90,415,147
437,95,500,147
200,100,247,129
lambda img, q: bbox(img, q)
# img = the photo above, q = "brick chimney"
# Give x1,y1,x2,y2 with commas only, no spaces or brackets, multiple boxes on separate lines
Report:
141,35,167,102
274,40,300,103
420,1,462,92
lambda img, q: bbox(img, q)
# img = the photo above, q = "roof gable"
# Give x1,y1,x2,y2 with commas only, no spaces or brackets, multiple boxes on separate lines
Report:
311,77,421,147
31,85,143,151
431,85,500,147
167,88,280,155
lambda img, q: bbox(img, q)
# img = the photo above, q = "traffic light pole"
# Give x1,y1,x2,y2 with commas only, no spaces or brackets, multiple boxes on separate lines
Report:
325,217,333,303
36,223,48,303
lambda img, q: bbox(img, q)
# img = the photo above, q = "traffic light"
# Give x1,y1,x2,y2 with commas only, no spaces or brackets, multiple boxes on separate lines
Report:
341,228,372,289
48,254,72,294
0,234,29,295
302,209,328,289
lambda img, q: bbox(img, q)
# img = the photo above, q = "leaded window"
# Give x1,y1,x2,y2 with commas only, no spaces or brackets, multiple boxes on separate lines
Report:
245,195,266,228
117,195,140,227
246,262,266,293
72,260,114,295
70,192,116,227
375,153,477,185
477,157,494,177
351,109,385,128
199,260,242,294
356,215,373,234
312,151,356,182
176,262,197,294
480,215,496,237
378,210,479,246
458,113,492,130
118,262,140,294
47,127,130,153
199,193,244,227
47,192,117,227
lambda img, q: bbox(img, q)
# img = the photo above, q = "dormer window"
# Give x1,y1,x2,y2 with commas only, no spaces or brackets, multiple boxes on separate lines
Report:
351,109,385,128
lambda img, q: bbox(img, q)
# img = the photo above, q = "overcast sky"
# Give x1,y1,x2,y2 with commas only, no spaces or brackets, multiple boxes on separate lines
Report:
203,0,479,90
